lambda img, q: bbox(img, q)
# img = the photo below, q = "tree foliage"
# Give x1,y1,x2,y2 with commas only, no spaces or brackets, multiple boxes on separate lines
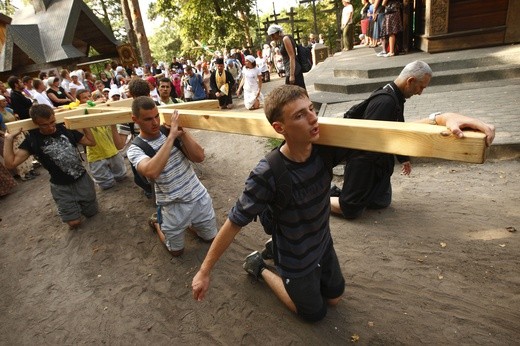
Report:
146,0,362,60
84,0,126,41
147,0,257,59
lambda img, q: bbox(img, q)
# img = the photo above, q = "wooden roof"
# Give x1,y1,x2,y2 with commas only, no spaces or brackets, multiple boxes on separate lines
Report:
0,0,120,76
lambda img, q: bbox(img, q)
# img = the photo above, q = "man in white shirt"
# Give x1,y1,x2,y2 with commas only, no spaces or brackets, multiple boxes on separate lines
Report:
341,0,354,50
32,79,55,108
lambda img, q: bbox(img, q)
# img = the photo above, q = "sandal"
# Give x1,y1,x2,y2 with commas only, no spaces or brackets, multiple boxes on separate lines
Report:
148,213,158,233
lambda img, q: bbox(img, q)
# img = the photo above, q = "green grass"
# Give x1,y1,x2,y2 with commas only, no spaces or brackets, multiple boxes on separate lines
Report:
266,138,283,151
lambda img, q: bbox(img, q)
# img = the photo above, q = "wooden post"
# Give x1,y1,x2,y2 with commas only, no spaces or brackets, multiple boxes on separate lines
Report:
63,108,488,164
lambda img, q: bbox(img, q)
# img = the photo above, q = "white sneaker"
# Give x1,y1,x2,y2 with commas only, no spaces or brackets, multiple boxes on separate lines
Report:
376,51,387,57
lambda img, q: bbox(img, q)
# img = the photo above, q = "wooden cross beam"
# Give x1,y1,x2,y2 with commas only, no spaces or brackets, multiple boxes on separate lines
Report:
4,99,220,133
63,108,487,164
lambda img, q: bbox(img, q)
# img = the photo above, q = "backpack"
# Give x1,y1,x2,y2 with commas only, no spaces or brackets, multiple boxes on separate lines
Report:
296,44,313,73
130,126,175,198
343,84,402,121
258,146,335,235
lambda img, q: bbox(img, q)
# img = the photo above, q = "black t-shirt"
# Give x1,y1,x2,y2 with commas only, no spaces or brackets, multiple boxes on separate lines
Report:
10,90,33,119
19,124,86,185
46,87,70,107
356,82,409,166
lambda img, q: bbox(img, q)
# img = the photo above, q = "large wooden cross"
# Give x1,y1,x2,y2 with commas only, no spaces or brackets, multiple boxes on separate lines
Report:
5,99,487,163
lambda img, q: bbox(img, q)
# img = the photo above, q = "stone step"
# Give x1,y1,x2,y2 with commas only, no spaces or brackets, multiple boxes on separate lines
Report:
314,64,520,95
332,53,520,79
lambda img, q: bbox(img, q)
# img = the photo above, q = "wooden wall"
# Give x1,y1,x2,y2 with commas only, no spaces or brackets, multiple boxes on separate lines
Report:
416,0,519,53
448,0,508,32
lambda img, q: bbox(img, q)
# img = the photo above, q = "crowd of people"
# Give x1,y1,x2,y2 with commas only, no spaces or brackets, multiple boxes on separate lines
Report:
0,22,496,323
343,0,404,57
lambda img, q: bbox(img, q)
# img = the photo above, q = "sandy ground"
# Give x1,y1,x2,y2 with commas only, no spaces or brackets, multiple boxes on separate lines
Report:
1,77,519,344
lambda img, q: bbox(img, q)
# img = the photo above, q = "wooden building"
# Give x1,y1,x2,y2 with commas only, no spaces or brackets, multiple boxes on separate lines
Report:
0,0,120,80
413,0,520,53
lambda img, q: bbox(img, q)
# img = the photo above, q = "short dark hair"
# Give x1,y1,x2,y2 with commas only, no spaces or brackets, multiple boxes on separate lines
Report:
32,78,44,90
128,78,150,97
38,71,47,80
132,96,156,118
76,89,90,100
159,77,171,84
7,75,19,90
22,76,33,84
264,85,308,124
30,104,54,122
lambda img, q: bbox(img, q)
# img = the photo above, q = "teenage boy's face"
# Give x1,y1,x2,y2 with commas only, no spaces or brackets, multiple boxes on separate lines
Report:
34,114,57,135
132,106,161,138
276,97,320,144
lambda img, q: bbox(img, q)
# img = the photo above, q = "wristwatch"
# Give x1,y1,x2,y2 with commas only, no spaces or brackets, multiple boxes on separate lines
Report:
429,112,441,125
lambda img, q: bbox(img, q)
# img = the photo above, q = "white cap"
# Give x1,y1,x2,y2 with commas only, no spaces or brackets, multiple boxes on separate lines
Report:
109,89,120,98
245,55,255,63
47,77,57,86
0,95,5,101
70,71,78,78
116,66,124,73
267,24,283,35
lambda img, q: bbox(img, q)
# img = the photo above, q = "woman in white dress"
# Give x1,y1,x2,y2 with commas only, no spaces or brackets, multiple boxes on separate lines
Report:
236,55,263,110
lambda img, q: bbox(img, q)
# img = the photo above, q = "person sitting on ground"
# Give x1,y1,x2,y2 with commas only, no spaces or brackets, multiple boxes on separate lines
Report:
8,76,33,120
68,71,83,99
127,97,218,256
46,77,74,107
0,95,38,181
330,60,496,220
210,58,235,109
77,89,127,190
32,79,54,108
191,84,495,321
3,104,98,229
22,76,36,99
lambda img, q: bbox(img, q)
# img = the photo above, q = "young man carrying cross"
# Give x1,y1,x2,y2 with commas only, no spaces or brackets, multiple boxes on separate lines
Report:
127,96,218,256
191,84,495,322
3,104,97,229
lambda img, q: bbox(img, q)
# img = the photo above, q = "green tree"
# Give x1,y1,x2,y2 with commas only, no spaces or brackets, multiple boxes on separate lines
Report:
148,0,256,58
84,0,126,41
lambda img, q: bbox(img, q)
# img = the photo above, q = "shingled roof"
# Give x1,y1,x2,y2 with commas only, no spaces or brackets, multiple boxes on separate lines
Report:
0,0,120,75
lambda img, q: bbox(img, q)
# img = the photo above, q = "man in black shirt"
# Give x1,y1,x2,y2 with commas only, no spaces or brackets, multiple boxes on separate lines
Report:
7,76,33,120
331,60,496,219
3,104,98,229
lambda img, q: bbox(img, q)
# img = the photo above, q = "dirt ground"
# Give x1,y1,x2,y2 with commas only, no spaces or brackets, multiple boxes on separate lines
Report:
0,122,519,345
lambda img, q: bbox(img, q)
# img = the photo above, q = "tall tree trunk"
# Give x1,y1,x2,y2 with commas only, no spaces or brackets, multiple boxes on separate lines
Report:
127,0,152,64
120,0,140,63
98,0,114,33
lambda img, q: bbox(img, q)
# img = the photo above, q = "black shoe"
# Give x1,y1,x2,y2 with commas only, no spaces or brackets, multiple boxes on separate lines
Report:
243,251,265,279
261,239,274,260
330,184,342,197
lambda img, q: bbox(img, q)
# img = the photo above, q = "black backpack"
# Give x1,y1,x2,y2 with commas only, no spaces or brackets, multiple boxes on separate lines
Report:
344,84,402,121
296,44,313,73
130,126,176,198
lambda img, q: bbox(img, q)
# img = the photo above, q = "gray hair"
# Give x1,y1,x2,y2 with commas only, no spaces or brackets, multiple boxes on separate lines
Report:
398,61,433,80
